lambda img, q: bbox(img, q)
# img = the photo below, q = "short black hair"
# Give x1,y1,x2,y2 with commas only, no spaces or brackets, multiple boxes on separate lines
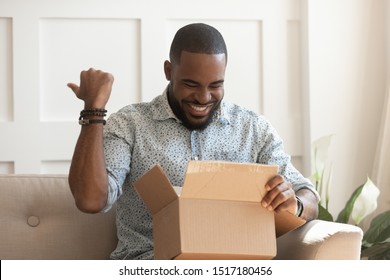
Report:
169,23,228,64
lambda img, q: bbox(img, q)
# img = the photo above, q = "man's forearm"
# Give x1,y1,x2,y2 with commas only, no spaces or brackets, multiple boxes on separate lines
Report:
69,125,108,213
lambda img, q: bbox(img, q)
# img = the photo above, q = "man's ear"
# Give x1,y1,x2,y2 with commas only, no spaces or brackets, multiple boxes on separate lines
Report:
164,60,171,81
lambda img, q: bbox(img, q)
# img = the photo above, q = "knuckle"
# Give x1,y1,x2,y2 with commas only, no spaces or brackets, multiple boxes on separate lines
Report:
280,191,289,200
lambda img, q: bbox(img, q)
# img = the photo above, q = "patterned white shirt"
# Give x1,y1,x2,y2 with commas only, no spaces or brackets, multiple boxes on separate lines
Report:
103,88,316,260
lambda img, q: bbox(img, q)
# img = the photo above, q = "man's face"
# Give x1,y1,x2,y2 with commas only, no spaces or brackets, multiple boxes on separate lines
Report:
164,51,226,130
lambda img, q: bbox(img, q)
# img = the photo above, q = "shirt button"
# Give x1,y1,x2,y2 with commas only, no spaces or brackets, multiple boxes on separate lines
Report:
194,156,199,160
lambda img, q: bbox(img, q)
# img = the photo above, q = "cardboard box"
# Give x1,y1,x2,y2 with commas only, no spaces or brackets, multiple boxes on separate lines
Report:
134,160,305,260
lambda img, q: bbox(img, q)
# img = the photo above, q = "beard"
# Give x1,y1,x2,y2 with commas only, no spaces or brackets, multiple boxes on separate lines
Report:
167,87,221,131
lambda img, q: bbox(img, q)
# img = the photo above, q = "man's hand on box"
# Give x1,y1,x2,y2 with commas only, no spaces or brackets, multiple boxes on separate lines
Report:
261,175,298,216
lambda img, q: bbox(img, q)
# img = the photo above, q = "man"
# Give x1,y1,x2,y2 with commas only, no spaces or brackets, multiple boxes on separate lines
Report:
68,23,319,260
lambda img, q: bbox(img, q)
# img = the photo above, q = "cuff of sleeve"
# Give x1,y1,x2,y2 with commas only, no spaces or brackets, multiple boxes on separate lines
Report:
100,175,121,213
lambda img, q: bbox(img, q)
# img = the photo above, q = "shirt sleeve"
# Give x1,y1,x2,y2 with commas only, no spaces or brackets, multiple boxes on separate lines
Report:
101,111,134,212
257,118,320,200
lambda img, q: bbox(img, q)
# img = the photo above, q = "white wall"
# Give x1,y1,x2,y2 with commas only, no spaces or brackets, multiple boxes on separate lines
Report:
0,0,388,216
0,0,307,173
307,0,388,215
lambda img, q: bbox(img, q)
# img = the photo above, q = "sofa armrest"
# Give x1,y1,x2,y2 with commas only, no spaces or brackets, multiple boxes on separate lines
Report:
275,219,363,260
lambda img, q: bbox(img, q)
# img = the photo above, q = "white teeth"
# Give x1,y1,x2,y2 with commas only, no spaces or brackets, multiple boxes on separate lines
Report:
190,105,208,111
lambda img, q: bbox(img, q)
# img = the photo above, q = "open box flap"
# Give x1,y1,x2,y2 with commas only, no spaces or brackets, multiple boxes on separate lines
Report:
181,161,278,202
133,164,178,214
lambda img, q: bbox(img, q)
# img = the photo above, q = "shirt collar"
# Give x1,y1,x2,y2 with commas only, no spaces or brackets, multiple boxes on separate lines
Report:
151,87,179,122
151,87,231,126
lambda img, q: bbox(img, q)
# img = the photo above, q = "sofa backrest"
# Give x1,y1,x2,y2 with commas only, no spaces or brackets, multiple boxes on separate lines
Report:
0,174,117,260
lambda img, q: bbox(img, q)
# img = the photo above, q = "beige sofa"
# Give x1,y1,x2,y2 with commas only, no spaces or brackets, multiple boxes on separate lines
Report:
0,174,364,260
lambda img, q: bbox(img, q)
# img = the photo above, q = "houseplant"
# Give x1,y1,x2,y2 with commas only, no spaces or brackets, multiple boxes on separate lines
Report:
311,135,390,260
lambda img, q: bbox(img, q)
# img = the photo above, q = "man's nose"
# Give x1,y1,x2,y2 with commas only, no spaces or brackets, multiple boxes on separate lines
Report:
194,87,211,104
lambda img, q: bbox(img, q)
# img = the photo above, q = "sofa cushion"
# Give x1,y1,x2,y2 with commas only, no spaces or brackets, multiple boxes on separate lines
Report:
0,175,117,260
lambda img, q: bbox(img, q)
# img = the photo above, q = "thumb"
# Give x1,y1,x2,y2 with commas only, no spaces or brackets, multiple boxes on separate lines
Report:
67,83,79,94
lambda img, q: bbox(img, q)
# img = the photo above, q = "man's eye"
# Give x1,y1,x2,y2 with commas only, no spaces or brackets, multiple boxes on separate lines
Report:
210,84,223,89
184,83,197,88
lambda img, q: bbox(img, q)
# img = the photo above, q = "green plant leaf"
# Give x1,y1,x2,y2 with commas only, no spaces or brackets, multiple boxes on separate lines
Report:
361,242,390,260
318,204,333,221
336,183,364,224
363,210,390,244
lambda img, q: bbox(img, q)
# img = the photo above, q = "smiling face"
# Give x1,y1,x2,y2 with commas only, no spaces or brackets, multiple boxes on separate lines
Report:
164,51,226,130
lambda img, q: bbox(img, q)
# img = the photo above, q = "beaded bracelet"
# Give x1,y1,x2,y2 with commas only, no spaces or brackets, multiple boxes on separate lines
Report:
80,111,107,117
79,118,106,125
81,108,107,115
79,108,107,125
